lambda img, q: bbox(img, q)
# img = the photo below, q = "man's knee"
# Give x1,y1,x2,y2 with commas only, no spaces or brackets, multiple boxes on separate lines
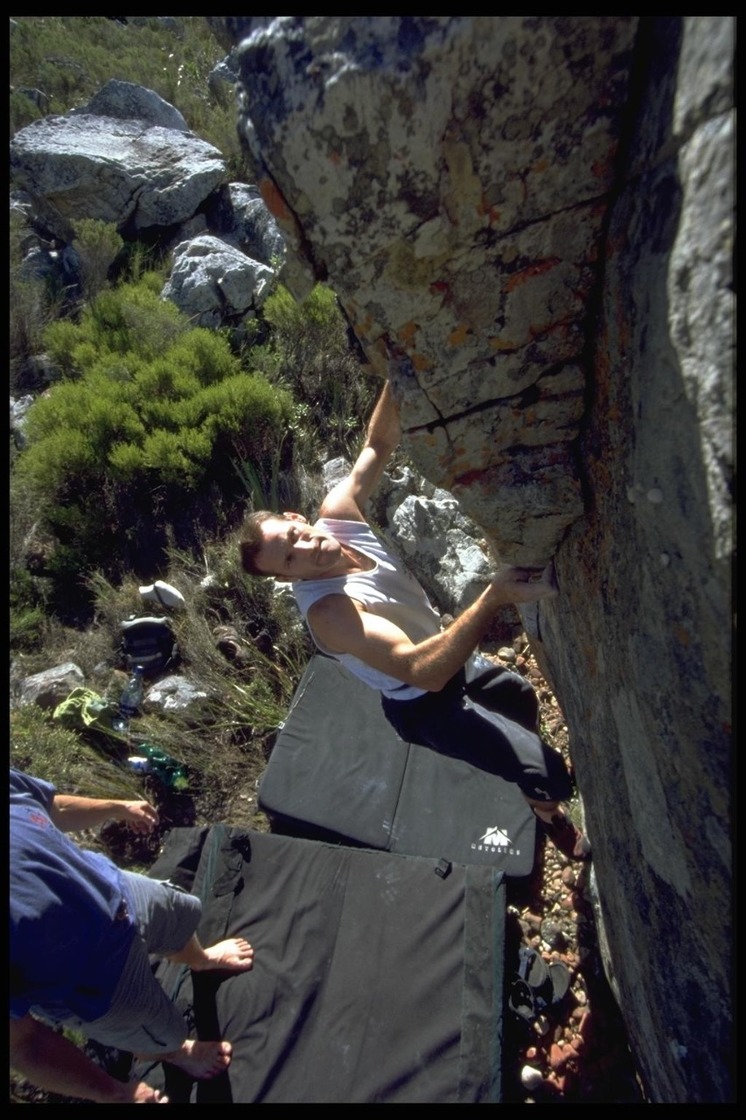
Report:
518,743,573,804
120,872,202,956
465,666,539,731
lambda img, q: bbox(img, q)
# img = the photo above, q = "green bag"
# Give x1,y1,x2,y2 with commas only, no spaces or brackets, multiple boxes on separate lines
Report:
53,687,124,737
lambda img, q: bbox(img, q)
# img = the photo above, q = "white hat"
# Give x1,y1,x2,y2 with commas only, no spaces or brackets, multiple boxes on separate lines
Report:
138,580,186,609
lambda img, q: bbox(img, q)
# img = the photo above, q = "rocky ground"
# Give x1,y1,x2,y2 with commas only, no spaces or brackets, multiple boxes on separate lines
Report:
495,636,647,1104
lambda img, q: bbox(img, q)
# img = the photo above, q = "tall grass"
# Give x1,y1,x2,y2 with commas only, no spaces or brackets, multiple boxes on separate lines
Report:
9,17,240,161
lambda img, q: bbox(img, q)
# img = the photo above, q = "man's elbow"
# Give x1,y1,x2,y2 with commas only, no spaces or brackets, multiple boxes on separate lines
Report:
408,666,451,693
48,801,75,832
10,1014,41,1066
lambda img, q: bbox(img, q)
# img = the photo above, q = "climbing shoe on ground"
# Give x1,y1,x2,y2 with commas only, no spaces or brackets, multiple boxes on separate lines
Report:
509,947,572,1021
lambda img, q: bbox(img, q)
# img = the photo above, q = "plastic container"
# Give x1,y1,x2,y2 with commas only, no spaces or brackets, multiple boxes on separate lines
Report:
132,742,188,791
127,756,151,775
112,666,144,733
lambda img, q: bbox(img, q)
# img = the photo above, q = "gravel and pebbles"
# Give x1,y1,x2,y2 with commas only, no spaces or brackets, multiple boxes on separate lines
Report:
493,637,647,1104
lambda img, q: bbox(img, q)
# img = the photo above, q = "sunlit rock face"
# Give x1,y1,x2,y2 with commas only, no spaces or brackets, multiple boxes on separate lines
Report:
230,16,641,564
218,16,734,1103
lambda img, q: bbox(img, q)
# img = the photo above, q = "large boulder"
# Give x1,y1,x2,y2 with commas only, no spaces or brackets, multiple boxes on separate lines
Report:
204,182,287,267
69,78,190,132
9,112,226,236
216,14,734,1103
532,18,733,1105
390,491,493,618
10,84,286,332
161,234,275,327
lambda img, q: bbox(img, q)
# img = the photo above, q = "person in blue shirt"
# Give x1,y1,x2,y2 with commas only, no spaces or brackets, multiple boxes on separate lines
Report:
10,769,254,1105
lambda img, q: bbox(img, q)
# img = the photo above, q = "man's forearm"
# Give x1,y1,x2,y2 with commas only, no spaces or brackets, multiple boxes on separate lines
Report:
11,1016,140,1104
321,381,402,519
310,566,557,692
50,796,127,832
50,796,158,835
398,581,515,691
404,567,557,691
364,380,401,461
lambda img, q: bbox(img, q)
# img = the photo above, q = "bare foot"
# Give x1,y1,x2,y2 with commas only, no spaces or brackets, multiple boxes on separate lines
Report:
193,937,254,972
167,1039,233,1080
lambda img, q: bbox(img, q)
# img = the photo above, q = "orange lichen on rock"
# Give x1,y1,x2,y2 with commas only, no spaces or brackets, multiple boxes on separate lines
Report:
448,322,472,346
258,177,295,225
396,321,419,345
477,195,501,224
505,258,560,293
453,468,485,487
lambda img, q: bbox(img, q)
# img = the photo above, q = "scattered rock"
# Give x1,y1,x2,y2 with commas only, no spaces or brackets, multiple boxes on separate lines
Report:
503,638,644,1103
520,1065,543,1090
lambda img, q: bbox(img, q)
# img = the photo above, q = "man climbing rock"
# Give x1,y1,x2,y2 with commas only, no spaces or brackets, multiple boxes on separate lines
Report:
239,380,590,862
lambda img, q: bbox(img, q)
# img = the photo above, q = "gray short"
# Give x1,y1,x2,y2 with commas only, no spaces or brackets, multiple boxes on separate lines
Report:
54,872,202,1055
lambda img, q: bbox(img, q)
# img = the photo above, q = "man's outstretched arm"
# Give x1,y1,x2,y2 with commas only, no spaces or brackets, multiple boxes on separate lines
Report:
10,1015,167,1104
319,380,401,522
308,565,557,692
49,795,159,835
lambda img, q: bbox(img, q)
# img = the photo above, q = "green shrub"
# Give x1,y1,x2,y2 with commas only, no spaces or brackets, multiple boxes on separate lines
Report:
10,607,46,652
15,283,294,614
116,242,166,287
253,283,376,463
72,219,124,303
9,88,44,136
10,278,49,390
45,281,189,371
9,210,66,391
167,328,243,387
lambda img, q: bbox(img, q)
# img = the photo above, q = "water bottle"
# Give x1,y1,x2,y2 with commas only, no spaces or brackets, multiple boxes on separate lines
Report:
127,755,151,775
112,666,144,734
131,742,188,791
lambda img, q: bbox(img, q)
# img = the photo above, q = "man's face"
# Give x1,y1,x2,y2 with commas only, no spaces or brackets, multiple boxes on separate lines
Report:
255,516,344,580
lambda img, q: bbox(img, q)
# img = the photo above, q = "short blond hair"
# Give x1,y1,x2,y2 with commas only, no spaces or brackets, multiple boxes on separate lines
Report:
239,510,289,576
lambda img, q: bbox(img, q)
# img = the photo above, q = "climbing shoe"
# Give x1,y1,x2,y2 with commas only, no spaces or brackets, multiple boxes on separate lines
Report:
539,811,591,862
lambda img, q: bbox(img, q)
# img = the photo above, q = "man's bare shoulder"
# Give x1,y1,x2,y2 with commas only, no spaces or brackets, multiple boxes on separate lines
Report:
317,482,365,522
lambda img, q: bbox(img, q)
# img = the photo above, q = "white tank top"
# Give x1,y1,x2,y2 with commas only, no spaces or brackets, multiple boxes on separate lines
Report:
292,519,442,700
